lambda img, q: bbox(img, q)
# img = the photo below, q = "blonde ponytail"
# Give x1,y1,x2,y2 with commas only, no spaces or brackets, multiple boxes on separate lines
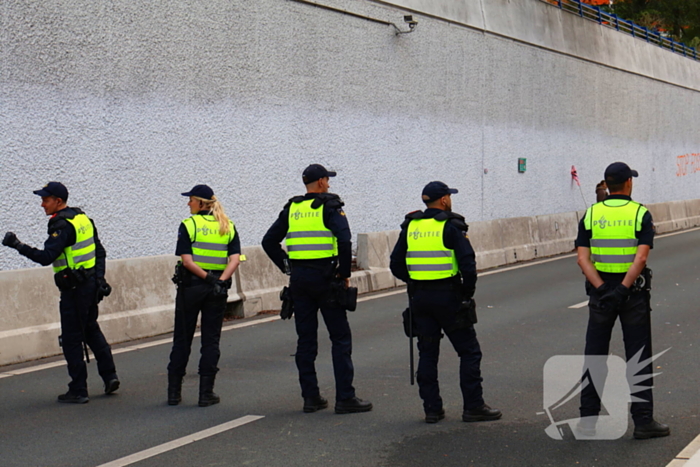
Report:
194,195,231,236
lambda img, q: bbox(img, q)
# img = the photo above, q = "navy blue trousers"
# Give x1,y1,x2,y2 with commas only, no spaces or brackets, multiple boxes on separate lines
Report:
412,286,484,413
290,267,355,401
580,286,654,425
167,280,226,377
59,277,117,396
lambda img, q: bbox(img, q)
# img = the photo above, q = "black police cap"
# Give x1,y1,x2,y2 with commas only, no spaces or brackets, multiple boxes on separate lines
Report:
33,181,69,201
302,164,337,184
422,181,458,203
604,162,638,185
181,184,214,200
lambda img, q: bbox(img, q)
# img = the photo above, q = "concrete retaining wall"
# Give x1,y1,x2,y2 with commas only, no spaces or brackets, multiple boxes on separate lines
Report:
2,0,700,273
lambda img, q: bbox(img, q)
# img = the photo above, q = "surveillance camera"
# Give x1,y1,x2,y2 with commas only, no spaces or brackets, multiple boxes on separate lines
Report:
403,15,418,29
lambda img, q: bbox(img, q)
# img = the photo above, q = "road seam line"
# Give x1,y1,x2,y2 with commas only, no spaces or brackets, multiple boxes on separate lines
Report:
95,415,264,467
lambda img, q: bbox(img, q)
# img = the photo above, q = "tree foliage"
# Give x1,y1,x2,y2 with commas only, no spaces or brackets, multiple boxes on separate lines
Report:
599,0,700,48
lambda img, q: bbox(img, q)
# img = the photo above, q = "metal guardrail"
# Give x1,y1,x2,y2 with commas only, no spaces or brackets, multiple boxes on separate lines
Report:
541,0,698,62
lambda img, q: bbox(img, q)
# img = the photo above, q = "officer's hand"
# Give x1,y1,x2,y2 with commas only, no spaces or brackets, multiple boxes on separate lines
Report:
204,272,219,285
597,283,628,312
96,278,112,303
2,232,23,250
462,286,475,301
213,279,230,298
612,284,630,303
335,274,349,289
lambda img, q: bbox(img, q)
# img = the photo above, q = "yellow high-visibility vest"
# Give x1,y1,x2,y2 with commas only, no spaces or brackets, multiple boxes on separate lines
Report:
52,214,96,273
286,199,338,260
182,215,235,271
584,199,647,273
406,218,458,280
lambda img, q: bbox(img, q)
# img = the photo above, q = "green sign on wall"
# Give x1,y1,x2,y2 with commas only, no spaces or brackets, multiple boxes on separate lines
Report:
518,158,527,173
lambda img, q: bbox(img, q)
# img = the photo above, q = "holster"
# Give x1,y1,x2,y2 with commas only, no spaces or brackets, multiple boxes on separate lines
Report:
171,263,192,287
53,267,92,291
450,299,477,331
402,307,419,338
329,279,358,312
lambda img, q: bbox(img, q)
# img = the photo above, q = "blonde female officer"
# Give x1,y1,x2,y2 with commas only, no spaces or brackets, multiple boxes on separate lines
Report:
167,184,240,407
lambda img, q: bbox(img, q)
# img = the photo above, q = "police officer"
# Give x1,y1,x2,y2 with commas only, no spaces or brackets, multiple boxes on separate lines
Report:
390,181,501,424
575,162,669,439
167,185,241,407
262,164,372,414
2,182,119,403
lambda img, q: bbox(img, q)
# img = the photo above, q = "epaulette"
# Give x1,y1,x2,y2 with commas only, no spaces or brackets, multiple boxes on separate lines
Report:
311,192,343,210
442,211,469,232
400,210,425,229
48,207,79,233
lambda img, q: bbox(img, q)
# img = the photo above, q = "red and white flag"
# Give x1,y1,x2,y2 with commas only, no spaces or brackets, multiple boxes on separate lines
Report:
571,165,580,187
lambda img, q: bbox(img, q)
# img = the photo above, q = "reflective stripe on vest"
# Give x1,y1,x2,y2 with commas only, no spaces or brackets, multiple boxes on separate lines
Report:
583,199,647,273
406,218,458,280
286,199,338,260
52,214,96,273
183,215,235,270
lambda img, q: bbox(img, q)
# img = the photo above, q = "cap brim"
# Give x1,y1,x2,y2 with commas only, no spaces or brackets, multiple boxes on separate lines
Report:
448,188,458,194
33,189,52,197
631,170,639,177
327,171,337,177
181,191,194,197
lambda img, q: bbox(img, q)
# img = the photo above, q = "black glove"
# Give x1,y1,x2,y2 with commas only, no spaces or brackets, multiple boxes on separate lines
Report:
280,286,294,320
96,278,112,303
204,272,219,285
213,278,231,297
462,286,475,301
598,283,630,312
2,232,23,250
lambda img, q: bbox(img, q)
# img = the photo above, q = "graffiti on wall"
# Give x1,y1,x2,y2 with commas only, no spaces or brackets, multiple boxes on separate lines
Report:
676,153,700,177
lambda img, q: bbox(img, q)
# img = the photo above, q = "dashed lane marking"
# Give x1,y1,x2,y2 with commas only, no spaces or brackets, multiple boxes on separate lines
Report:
568,300,589,309
95,415,264,467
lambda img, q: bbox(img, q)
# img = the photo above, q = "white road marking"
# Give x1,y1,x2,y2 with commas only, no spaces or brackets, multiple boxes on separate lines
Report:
480,254,577,276
95,415,264,467
358,289,406,302
568,300,589,309
0,316,281,379
666,433,700,467
657,226,700,239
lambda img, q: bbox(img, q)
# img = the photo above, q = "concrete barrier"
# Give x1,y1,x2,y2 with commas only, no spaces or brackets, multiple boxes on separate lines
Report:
235,246,288,317
1,199,698,367
685,199,700,227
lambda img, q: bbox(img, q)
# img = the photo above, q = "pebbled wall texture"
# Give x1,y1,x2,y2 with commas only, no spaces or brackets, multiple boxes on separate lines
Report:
1,0,699,271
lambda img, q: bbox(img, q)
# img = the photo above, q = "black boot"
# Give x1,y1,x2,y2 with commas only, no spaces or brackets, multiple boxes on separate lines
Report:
198,375,220,407
167,374,183,406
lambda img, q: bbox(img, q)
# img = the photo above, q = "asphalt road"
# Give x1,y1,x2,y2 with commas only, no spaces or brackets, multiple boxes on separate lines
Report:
1,228,699,467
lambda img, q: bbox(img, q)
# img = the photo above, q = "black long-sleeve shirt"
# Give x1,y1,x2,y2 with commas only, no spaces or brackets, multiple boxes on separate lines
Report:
390,208,477,293
262,193,352,278
17,207,107,279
